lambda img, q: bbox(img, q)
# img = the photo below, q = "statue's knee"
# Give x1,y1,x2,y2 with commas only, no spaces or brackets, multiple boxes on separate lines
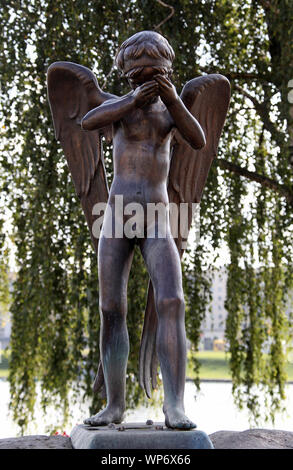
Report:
100,301,125,320
157,294,185,317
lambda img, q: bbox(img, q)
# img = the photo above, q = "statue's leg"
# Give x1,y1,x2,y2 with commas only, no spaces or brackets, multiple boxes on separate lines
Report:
84,235,134,426
140,234,196,429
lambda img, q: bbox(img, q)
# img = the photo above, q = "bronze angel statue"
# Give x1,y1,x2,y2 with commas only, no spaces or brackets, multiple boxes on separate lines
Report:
47,31,230,429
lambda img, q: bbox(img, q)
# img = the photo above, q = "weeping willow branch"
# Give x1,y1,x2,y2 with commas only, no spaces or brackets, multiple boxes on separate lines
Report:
154,0,175,31
198,66,271,82
198,68,283,144
217,157,293,207
234,84,284,145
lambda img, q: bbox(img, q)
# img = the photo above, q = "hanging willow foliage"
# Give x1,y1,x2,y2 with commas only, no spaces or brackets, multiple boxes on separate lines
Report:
0,0,292,431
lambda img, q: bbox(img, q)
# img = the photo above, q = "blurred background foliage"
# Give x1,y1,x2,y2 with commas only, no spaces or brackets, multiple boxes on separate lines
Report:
0,0,292,431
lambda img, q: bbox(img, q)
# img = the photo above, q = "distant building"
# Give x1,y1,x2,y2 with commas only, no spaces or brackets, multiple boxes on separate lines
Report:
200,268,293,351
0,319,11,351
201,269,228,350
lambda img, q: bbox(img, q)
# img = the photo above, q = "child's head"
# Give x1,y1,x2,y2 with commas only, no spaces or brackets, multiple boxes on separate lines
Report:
115,31,175,80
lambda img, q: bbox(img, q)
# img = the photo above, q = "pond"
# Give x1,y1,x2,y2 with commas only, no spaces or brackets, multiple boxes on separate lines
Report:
1,380,293,438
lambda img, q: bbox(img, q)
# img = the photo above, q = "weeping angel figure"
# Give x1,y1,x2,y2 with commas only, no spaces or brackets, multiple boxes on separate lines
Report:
47,31,230,429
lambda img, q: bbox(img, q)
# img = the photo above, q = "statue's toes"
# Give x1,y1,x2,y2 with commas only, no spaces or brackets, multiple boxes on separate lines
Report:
83,417,93,425
88,414,106,426
90,418,100,426
179,418,196,429
165,414,197,430
182,419,196,429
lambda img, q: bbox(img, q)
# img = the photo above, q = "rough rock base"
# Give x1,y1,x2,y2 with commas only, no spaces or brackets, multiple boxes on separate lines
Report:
0,434,72,449
1,428,293,449
209,429,293,449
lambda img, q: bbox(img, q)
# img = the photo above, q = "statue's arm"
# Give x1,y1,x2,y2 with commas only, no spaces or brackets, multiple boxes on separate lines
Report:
82,94,135,130
167,98,206,149
155,75,206,150
82,80,159,131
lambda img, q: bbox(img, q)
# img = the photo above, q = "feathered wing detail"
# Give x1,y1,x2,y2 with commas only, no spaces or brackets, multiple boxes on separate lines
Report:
139,281,159,398
139,74,231,396
47,61,116,394
47,61,115,251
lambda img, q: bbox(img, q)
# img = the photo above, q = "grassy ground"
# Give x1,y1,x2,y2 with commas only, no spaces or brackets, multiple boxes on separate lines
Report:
0,355,9,378
187,350,293,381
1,351,293,381
187,351,232,380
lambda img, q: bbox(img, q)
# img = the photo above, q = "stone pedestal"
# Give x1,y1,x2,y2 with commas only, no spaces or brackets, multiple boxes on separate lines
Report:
70,422,214,449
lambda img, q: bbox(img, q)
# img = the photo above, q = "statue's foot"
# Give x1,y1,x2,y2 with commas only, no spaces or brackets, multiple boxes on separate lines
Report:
84,406,124,426
164,406,197,430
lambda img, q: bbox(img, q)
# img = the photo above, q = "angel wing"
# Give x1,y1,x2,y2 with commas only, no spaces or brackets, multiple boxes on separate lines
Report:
139,74,231,397
47,62,117,397
47,61,115,253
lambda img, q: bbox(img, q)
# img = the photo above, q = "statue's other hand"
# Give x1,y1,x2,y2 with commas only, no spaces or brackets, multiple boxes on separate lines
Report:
154,74,178,107
133,80,159,108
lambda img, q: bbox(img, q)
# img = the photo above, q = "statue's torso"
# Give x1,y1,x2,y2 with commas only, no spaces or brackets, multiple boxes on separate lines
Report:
110,98,175,207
